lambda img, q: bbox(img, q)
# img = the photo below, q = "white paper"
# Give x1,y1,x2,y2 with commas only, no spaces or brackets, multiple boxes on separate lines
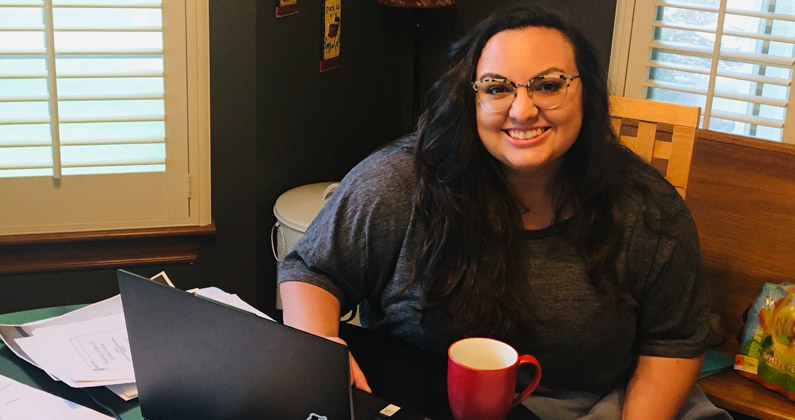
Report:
0,374,112,420
30,314,134,383
0,295,123,369
13,337,67,383
191,287,275,321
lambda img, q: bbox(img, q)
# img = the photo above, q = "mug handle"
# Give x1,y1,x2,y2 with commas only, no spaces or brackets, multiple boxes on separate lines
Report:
511,355,542,408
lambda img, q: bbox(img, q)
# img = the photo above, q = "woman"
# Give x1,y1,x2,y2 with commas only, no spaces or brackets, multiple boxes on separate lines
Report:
280,4,729,419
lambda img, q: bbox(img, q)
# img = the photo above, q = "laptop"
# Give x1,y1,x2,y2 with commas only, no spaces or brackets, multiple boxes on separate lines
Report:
117,269,426,420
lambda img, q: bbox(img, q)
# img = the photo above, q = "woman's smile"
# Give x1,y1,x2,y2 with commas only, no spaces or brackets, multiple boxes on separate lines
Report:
504,127,550,142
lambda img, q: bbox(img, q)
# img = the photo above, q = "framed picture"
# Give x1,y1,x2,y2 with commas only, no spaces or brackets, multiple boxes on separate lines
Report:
319,0,341,72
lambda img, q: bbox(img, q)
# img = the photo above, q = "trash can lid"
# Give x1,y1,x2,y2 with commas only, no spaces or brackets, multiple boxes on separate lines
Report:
273,182,338,232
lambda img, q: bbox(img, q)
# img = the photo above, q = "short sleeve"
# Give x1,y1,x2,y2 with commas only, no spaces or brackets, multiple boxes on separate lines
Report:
629,182,712,358
278,140,416,313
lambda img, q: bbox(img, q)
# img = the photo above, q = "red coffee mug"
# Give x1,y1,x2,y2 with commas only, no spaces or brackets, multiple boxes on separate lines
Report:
447,337,541,420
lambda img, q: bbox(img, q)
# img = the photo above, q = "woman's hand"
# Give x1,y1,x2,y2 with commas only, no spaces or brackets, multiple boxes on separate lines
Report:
324,336,372,393
280,281,371,392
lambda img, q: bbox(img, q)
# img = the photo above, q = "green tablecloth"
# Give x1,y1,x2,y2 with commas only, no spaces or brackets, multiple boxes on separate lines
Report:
0,305,143,420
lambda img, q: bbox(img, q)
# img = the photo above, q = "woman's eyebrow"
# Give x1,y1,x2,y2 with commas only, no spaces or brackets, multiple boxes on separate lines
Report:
476,72,509,80
476,67,568,81
531,67,567,78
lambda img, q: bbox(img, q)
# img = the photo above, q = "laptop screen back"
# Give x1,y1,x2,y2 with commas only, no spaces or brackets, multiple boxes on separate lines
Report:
117,269,353,420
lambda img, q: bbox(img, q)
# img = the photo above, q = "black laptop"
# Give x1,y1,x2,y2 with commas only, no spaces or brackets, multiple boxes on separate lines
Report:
117,269,424,420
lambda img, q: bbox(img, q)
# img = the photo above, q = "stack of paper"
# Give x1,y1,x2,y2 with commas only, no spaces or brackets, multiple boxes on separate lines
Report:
15,312,135,387
0,294,137,400
0,272,273,402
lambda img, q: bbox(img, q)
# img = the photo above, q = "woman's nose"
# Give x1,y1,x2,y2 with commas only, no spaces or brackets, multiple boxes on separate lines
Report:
508,88,539,121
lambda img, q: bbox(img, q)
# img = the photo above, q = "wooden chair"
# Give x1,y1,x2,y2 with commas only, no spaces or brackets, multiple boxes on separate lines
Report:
609,96,700,198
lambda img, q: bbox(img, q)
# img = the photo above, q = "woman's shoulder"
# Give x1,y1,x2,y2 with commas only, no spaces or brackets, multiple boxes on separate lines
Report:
336,134,417,202
614,148,693,230
349,135,415,179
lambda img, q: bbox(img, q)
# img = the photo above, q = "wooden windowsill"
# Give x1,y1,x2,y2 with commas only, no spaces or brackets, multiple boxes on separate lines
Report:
0,224,216,274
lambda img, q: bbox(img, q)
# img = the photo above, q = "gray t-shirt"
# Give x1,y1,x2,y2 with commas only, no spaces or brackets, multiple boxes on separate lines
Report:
279,136,711,396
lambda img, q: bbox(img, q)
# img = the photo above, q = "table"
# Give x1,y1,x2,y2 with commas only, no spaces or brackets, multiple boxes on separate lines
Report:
1,306,539,420
340,323,538,420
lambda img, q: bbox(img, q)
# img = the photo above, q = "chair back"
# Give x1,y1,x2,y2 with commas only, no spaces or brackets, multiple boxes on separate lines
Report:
609,96,700,198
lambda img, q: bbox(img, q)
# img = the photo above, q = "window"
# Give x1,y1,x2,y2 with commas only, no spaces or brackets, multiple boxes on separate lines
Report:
0,0,210,236
610,0,795,143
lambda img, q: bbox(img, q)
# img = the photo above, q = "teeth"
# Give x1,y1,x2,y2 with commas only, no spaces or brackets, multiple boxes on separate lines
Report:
507,128,546,139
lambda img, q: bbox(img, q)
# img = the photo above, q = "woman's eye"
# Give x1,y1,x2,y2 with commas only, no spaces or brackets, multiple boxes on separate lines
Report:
534,80,563,94
484,83,513,96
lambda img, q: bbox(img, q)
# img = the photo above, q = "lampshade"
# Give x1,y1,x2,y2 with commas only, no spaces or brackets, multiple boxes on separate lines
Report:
376,0,454,8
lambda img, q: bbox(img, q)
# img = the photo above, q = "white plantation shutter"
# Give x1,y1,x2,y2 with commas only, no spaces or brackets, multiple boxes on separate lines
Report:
0,0,210,235
615,0,794,143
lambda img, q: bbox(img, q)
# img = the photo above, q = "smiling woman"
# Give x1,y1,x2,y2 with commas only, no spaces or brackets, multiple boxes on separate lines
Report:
0,0,211,236
278,4,731,419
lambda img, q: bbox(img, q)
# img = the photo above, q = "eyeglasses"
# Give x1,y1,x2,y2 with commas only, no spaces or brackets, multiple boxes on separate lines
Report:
471,74,580,112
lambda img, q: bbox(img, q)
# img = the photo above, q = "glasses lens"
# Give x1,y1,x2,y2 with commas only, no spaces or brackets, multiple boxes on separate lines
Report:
476,81,515,112
529,76,568,109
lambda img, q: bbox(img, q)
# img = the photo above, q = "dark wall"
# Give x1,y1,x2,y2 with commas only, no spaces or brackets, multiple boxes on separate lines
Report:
255,0,417,312
1,0,616,315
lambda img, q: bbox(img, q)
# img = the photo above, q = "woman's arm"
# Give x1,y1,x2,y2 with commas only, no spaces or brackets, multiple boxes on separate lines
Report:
622,354,704,420
280,281,371,393
281,280,342,337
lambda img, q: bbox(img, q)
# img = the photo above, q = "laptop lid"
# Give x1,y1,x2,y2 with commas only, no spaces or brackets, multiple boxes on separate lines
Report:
118,269,353,420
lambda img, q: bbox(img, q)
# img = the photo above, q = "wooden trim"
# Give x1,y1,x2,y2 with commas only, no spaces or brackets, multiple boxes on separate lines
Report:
699,342,795,420
0,224,216,274
610,96,701,127
696,128,795,156
699,370,795,420
0,225,216,246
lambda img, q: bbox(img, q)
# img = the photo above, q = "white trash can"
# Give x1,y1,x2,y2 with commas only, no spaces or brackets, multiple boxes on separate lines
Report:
272,182,338,309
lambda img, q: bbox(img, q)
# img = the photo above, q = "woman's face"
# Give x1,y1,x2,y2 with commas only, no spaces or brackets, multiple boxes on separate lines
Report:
474,26,583,181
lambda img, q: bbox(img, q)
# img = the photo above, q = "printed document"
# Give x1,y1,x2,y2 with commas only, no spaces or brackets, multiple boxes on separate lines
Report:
19,314,134,384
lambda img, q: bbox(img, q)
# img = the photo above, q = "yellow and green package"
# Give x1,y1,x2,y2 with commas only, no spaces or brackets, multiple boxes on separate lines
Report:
734,282,795,401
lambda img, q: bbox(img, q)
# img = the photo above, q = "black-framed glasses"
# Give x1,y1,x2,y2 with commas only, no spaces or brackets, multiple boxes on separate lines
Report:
472,74,580,112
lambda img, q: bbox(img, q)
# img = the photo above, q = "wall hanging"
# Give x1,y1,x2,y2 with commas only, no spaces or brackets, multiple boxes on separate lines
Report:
320,0,342,72
274,0,298,18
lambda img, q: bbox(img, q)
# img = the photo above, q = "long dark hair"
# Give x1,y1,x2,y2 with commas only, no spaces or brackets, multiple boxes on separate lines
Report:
414,4,631,337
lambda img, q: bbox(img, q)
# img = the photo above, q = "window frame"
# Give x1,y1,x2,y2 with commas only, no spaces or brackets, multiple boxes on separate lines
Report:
609,0,795,145
0,0,212,272
0,0,211,236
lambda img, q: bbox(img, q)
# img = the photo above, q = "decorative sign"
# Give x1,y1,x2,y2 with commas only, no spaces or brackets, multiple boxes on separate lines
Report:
319,0,341,72
275,0,298,18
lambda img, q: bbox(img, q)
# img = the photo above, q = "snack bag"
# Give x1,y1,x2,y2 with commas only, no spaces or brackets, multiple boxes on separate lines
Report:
734,282,795,401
